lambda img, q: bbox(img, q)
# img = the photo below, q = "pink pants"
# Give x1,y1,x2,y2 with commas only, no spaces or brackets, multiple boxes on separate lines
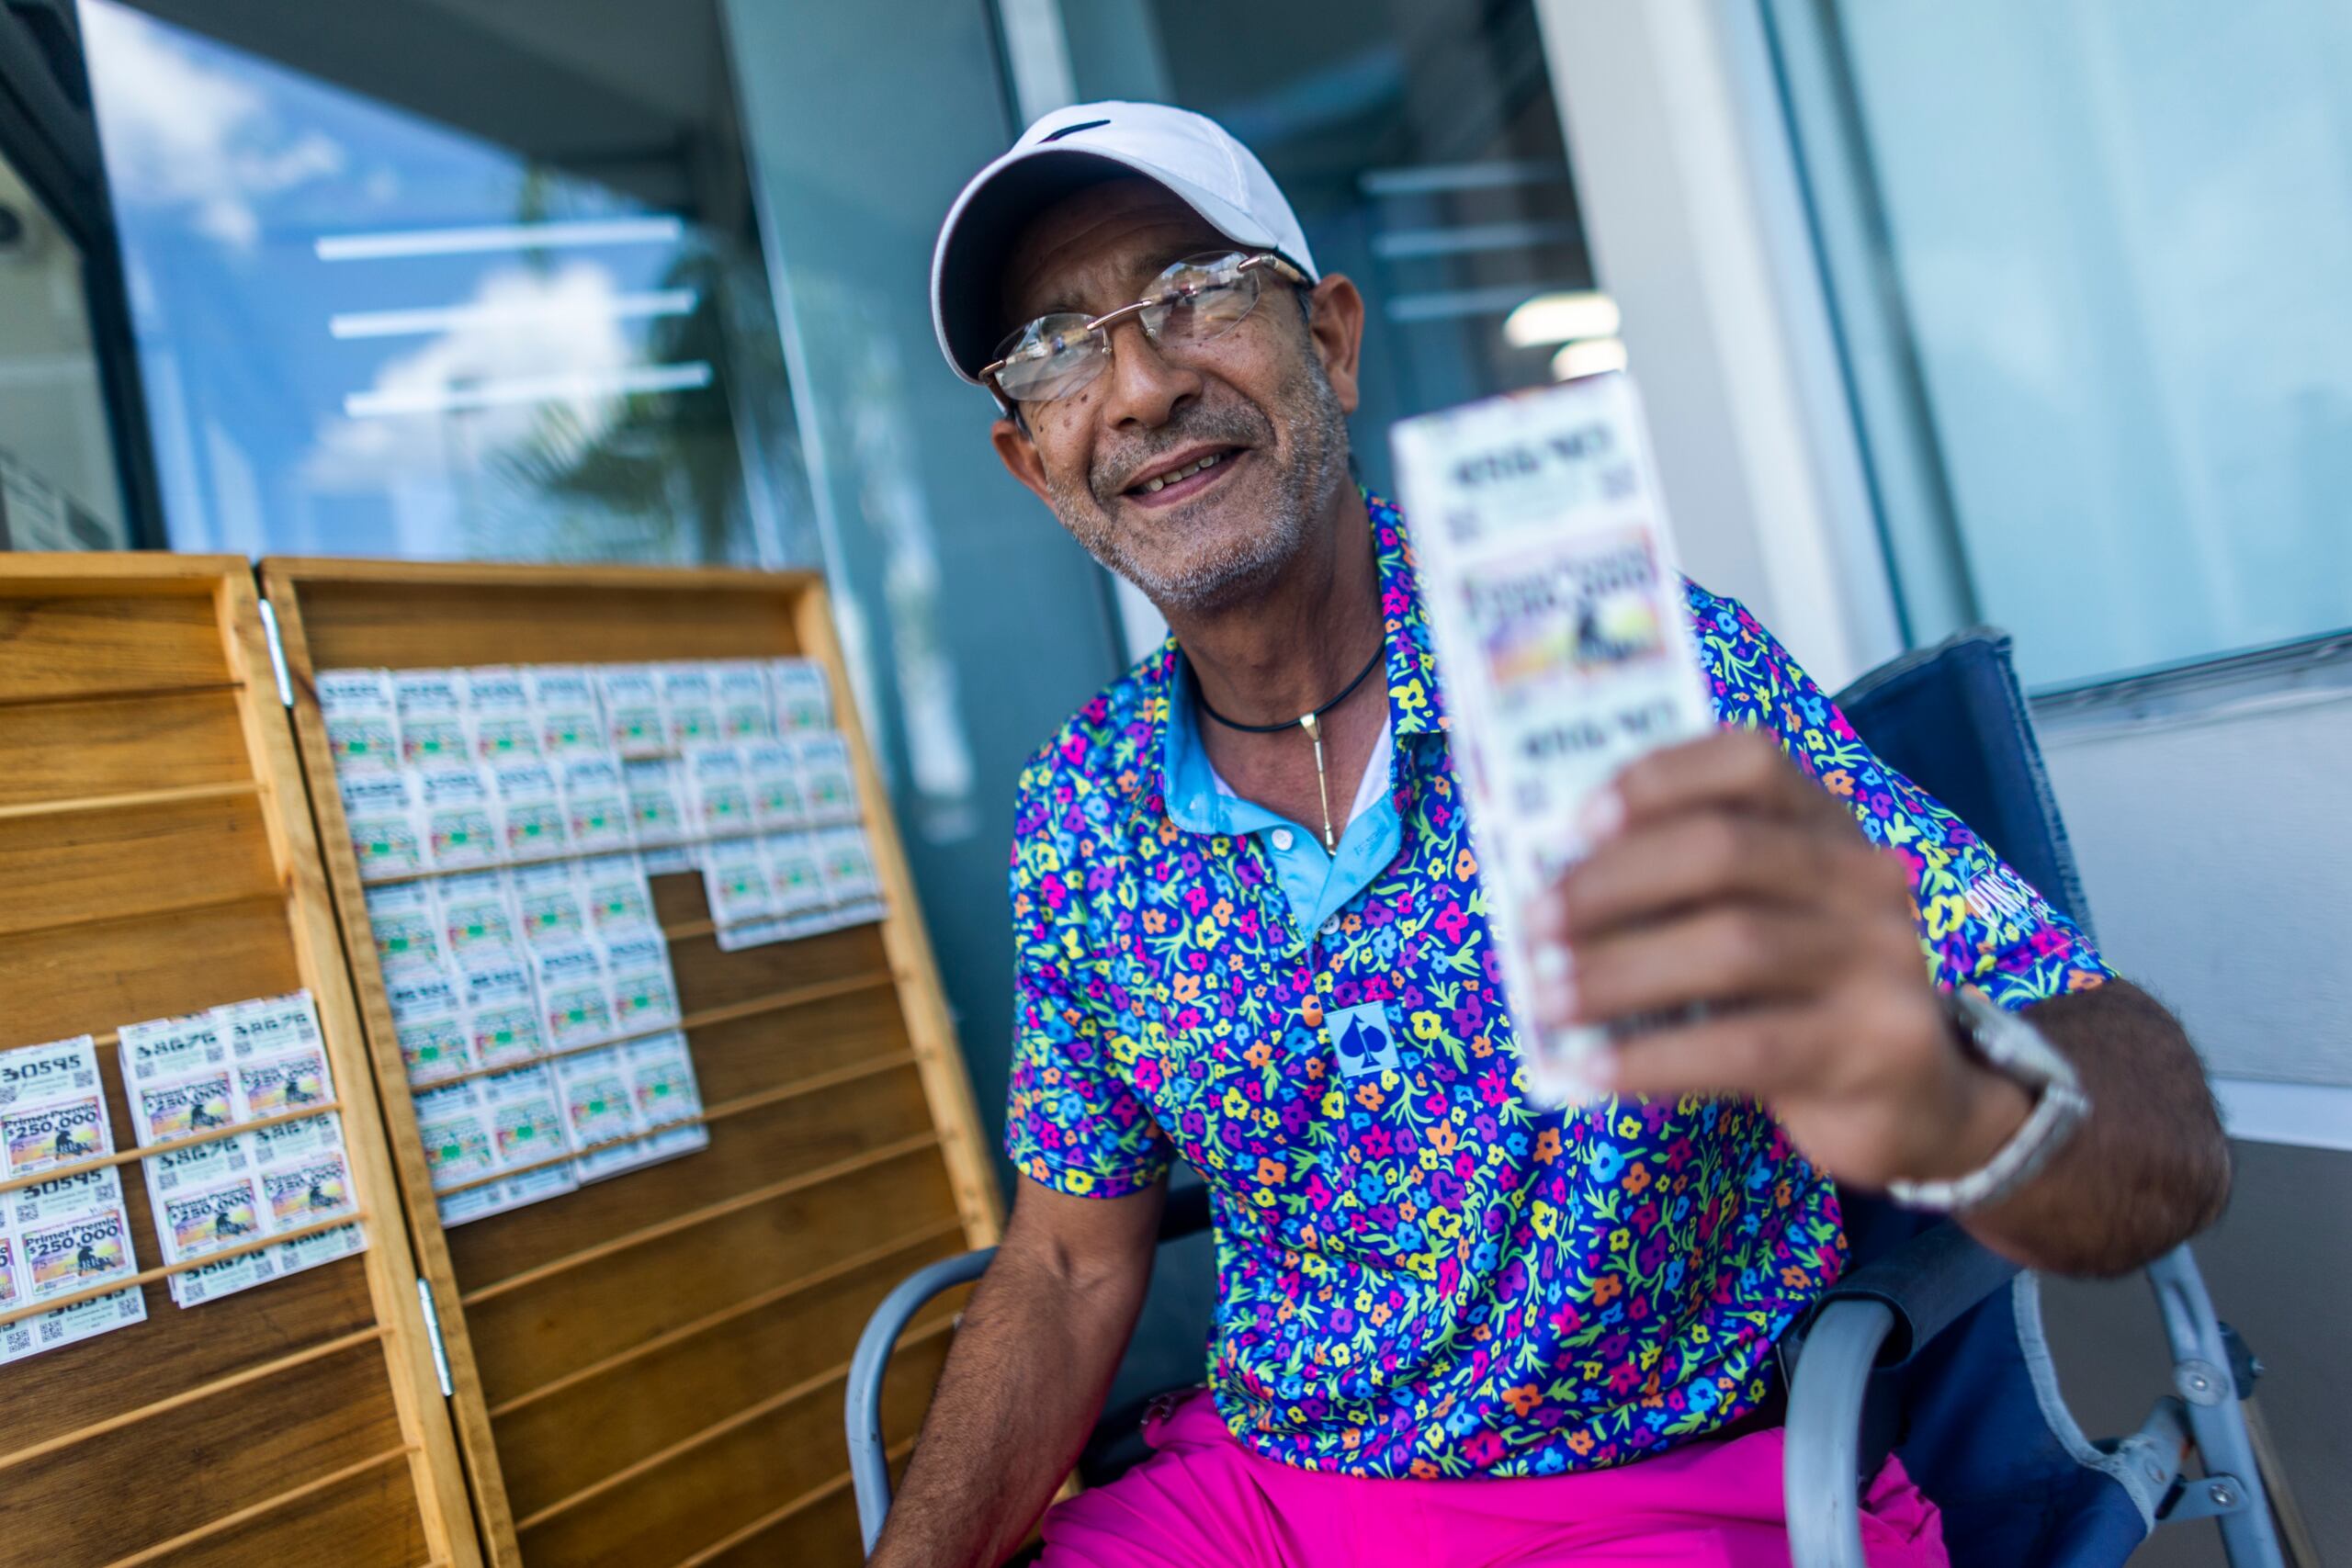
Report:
1038,1389,1948,1568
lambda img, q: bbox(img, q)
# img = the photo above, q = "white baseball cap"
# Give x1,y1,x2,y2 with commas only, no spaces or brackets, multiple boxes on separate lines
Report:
931,100,1319,386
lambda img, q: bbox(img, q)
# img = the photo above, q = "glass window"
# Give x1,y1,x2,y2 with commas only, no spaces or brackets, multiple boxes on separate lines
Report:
1773,0,2352,689
1059,0,1601,499
0,141,128,549
79,0,812,565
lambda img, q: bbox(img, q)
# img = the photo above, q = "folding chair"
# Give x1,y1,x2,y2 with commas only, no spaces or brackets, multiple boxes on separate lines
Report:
847,627,2299,1567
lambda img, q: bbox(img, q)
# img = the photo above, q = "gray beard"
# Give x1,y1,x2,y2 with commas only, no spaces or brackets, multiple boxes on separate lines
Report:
1044,354,1354,615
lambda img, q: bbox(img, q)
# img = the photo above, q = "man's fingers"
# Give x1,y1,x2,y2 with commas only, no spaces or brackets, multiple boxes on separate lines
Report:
1544,905,1839,1029
1591,1005,1819,1101
1591,728,1844,840
1553,812,1837,939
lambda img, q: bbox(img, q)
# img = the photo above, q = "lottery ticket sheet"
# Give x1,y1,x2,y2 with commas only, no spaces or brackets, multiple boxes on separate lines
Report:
0,1034,147,1360
1390,373,1716,1104
119,992,365,1307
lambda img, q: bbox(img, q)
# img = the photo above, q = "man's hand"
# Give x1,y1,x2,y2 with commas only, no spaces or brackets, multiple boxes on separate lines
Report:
1527,728,2032,1192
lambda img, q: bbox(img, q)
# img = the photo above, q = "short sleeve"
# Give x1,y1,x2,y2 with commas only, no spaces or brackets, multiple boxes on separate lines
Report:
1688,588,2117,1010
1004,758,1173,1198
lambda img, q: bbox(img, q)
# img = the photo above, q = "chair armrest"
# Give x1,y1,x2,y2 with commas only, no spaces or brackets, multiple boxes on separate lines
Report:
848,1246,997,1554
1785,1297,1897,1568
1815,1219,2019,1368
1783,1221,2019,1568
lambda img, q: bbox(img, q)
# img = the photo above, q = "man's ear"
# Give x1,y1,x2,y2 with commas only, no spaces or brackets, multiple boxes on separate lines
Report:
990,414,1053,504
1305,273,1367,416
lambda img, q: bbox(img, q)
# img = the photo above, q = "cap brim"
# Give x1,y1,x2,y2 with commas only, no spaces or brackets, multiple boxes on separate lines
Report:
931,148,1288,386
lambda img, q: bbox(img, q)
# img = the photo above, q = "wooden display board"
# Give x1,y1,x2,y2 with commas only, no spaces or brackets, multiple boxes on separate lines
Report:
261,559,1001,1566
0,555,479,1568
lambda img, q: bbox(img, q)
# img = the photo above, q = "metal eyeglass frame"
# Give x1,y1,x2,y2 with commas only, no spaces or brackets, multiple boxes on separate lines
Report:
979,250,1311,417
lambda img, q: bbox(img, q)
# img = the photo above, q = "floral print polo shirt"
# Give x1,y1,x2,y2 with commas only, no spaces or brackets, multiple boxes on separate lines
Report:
1004,491,2110,1479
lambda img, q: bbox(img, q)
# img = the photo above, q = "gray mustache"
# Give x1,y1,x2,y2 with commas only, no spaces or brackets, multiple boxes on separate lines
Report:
1094,406,1272,498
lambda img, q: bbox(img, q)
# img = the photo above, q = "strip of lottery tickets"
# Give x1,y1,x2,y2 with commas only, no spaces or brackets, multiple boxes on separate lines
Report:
1391,372,1715,1105
0,1034,146,1360
118,991,367,1307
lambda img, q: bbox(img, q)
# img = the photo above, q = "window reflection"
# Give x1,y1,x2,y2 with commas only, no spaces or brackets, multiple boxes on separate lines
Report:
82,0,804,565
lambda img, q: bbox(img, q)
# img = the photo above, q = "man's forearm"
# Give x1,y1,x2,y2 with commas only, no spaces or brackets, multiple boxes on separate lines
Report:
1961,978,2230,1277
868,1230,1150,1567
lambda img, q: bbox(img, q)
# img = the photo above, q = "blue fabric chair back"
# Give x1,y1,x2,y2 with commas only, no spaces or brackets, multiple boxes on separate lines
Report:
1831,628,2146,1568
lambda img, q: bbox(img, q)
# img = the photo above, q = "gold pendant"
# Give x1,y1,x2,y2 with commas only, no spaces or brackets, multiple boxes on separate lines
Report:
1300,712,1336,851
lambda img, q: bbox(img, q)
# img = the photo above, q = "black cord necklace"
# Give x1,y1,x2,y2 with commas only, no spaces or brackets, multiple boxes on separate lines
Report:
1193,640,1385,851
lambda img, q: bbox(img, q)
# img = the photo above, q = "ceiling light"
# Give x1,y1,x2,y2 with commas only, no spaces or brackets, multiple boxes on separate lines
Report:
1503,290,1621,347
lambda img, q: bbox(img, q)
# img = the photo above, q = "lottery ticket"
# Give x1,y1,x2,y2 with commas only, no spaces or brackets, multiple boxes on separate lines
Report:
364,881,444,975
1391,373,1716,1103
624,1033,709,1160
702,836,773,928
438,869,522,965
6,1165,130,1233
662,665,723,750
792,732,861,825
385,965,462,1028
745,740,808,829
413,1081,497,1194
603,933,683,1036
220,991,324,1063
529,665,607,760
22,1201,138,1300
340,772,424,880
552,1046,649,1181
416,763,500,869
465,666,541,762
682,744,755,840
714,660,775,742
761,832,830,917
814,825,884,906
0,1036,111,1179
233,1041,333,1122
492,758,571,861
118,1010,228,1091
533,944,616,1051
512,861,589,951
577,853,658,941
318,668,400,776
767,659,832,732
629,762,699,874
398,1011,470,1086
557,753,635,854
596,665,667,758
393,669,470,767
479,1065,579,1203
245,1111,346,1169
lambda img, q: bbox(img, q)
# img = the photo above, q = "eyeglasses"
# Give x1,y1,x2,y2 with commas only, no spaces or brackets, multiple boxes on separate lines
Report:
983,250,1309,411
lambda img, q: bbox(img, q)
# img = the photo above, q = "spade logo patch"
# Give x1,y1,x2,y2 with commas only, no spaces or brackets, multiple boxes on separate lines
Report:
1327,1000,1401,1079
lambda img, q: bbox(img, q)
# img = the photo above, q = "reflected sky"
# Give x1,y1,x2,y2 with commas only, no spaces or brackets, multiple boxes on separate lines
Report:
83,0,768,565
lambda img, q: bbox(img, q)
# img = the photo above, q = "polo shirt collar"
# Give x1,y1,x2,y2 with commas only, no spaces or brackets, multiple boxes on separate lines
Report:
1123,490,1447,829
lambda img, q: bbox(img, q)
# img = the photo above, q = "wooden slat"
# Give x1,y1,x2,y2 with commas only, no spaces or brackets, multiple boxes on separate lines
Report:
131,1458,432,1568
0,1334,404,1565
444,1064,939,1290
664,917,896,1017
462,1145,959,1405
514,1326,954,1564
0,1257,380,1463
683,981,913,1105
673,1452,887,1568
0,789,278,939
0,687,250,809
0,779,260,825
0,897,302,1048
97,1444,418,1568
260,570,814,672
492,1233,970,1517
0,565,237,704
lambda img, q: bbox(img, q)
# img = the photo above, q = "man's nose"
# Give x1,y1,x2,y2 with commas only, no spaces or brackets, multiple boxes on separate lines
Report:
1095,316,1202,431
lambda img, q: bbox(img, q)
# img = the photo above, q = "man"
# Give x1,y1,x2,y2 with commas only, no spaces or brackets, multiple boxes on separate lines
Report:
880,102,2228,1566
